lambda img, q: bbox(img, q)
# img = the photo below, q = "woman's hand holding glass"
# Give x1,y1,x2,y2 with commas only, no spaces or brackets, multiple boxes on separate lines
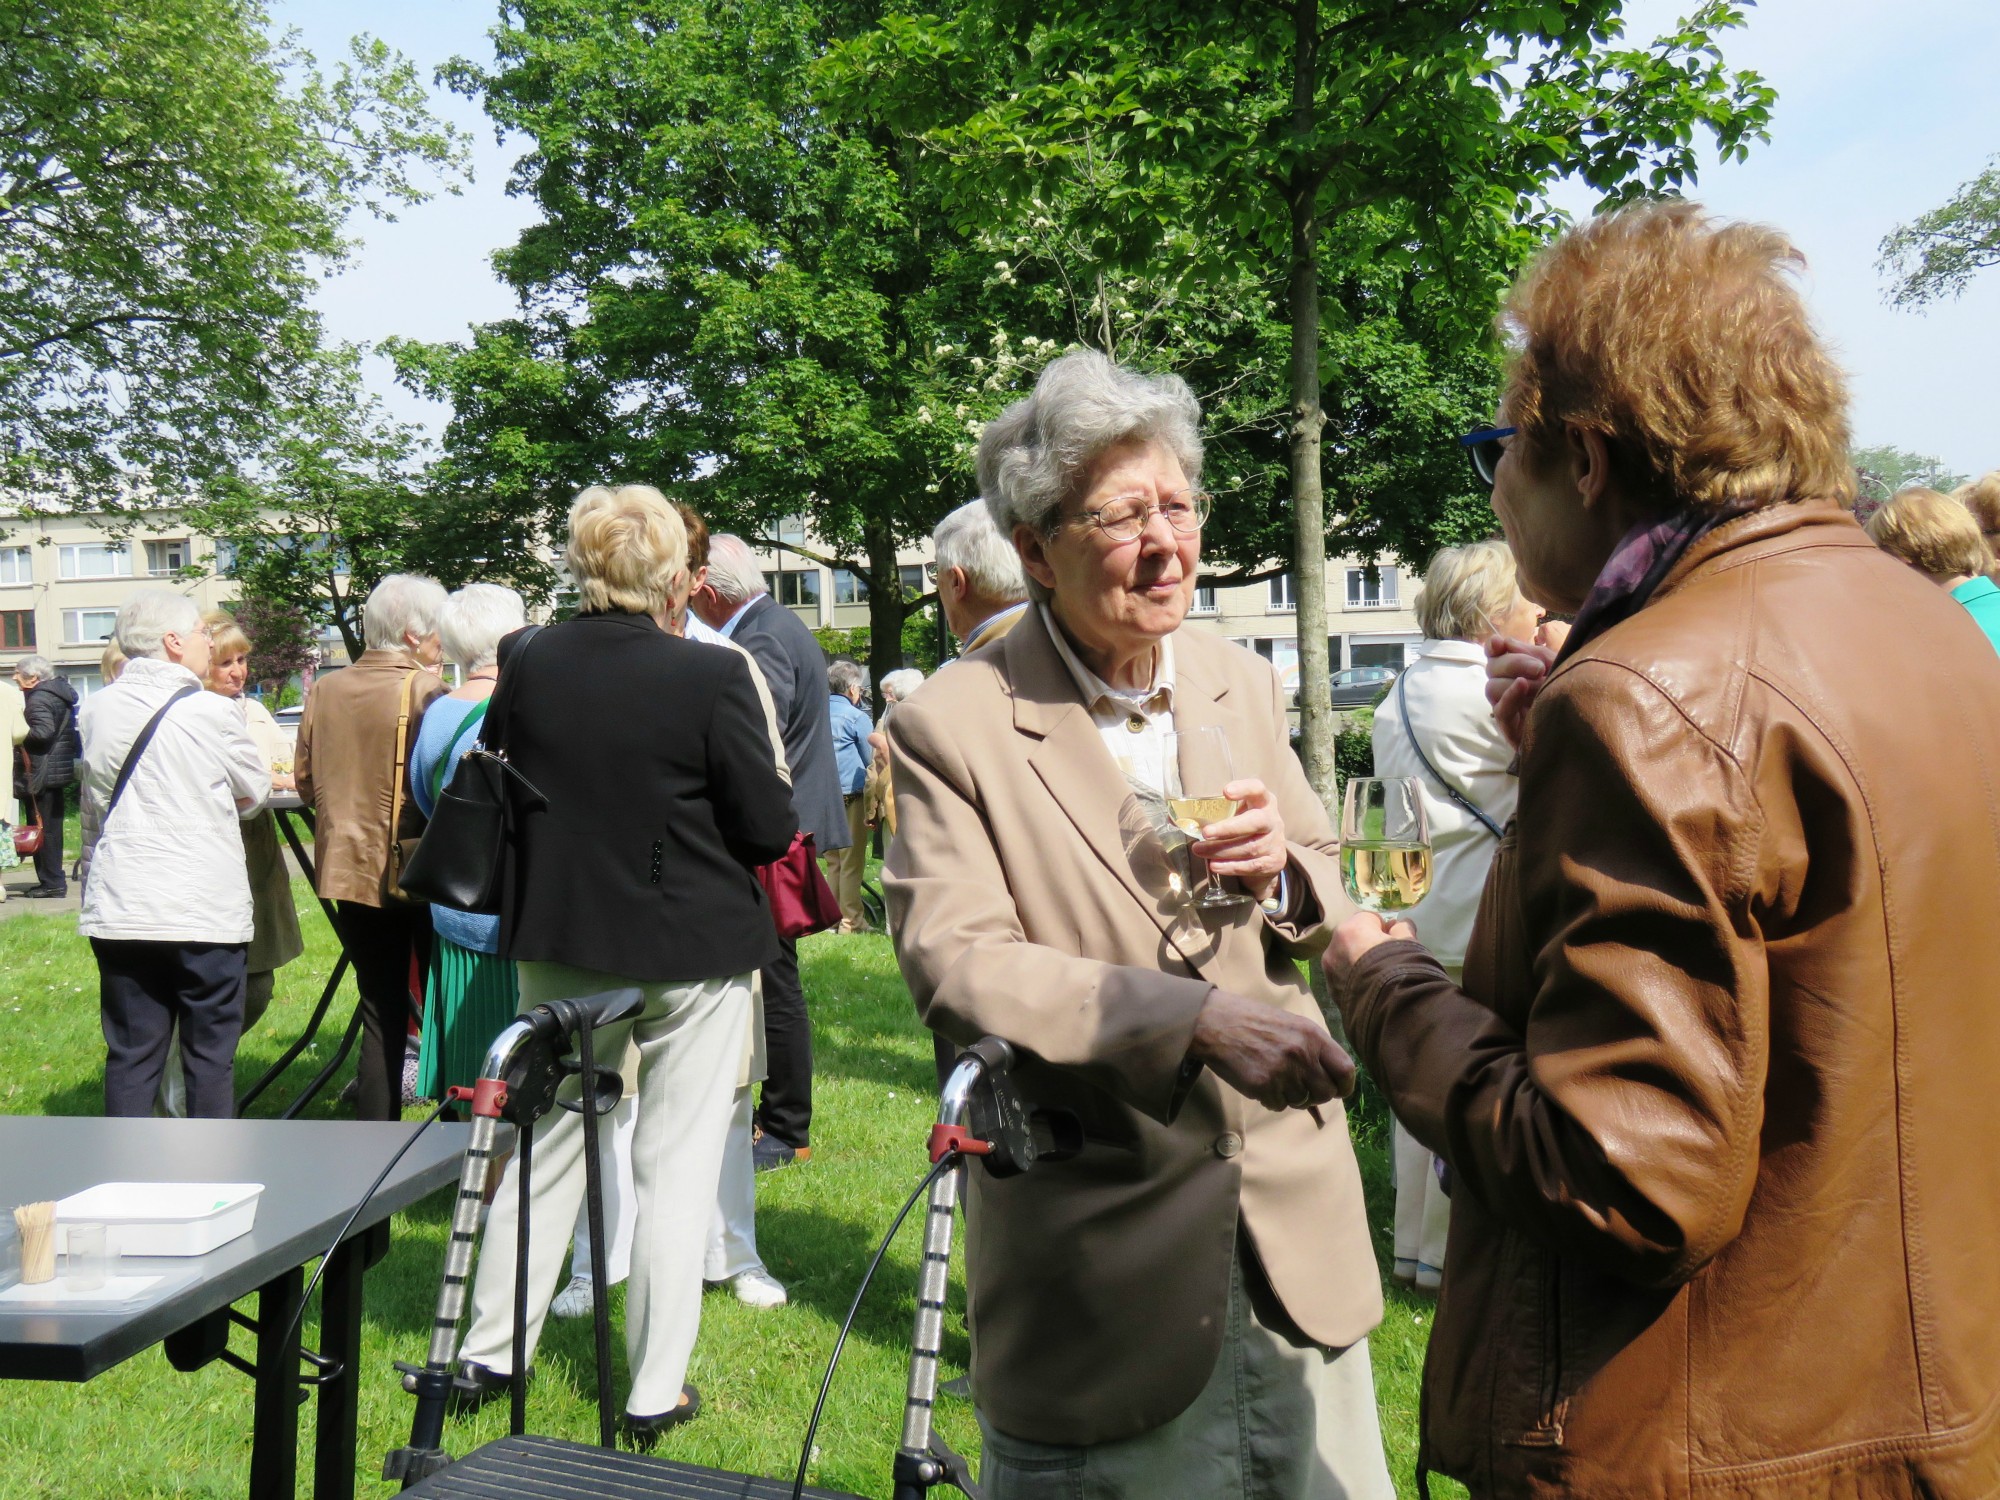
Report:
1189,779,1287,902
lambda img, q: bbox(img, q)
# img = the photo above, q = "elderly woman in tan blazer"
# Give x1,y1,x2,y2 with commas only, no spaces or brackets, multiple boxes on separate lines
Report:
295,573,448,1120
885,349,1392,1499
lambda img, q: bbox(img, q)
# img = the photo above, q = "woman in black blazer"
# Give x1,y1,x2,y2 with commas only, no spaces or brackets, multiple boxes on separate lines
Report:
455,484,796,1441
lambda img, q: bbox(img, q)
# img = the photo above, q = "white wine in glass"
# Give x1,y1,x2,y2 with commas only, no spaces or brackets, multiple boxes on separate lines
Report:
1165,727,1252,910
1340,776,1432,915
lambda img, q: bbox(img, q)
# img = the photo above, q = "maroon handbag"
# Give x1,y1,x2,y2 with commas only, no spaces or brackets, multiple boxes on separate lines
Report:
12,750,41,858
756,831,841,940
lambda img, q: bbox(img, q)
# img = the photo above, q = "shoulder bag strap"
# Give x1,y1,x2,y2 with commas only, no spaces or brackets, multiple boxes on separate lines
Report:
19,748,38,829
429,699,492,803
107,685,201,820
1396,669,1504,841
390,665,420,830
477,624,544,757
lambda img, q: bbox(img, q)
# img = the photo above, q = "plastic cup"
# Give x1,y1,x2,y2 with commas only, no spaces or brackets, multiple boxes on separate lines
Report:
64,1223,109,1292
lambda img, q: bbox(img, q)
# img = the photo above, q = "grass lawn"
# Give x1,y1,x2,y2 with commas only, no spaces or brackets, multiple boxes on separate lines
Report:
0,877,1461,1499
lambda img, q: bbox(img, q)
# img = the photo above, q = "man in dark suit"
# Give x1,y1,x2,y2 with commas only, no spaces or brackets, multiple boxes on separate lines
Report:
691,535,848,1170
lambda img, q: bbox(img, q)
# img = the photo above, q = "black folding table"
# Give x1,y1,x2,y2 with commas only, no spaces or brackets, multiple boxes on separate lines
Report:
0,1116,467,1498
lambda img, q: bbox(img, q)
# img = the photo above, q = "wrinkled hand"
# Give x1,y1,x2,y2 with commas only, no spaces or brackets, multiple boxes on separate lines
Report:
1484,635,1557,749
1188,987,1356,1112
1324,911,1419,985
1193,778,1287,901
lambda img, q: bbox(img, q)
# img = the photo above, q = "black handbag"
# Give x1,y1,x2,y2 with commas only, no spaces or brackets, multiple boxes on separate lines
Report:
398,628,548,913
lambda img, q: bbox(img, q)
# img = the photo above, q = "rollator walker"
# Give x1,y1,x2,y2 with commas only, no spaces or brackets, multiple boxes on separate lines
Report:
383,990,1077,1500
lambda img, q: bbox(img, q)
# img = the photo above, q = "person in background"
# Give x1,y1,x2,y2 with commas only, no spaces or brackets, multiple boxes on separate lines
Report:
1866,484,2000,656
13,654,80,899
295,573,449,1120
823,659,874,934
934,496,1033,657
889,349,1392,1499
689,534,846,1172
156,611,305,1117
78,591,268,1117
1333,202,2000,1498
1368,539,1537,1294
409,584,528,1103
0,670,25,902
452,485,795,1440
1955,469,2000,563
863,667,924,839
100,640,128,684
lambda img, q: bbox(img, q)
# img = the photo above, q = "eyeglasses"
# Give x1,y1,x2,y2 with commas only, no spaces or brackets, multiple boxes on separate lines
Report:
1458,426,1517,488
1073,488,1212,543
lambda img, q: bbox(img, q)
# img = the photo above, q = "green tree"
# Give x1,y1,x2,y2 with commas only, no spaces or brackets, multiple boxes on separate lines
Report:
827,0,1775,799
0,0,467,500
1850,444,1967,507
185,348,557,657
1879,155,2000,307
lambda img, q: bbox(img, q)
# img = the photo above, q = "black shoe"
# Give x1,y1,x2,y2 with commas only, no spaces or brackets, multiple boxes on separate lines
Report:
752,1132,811,1173
445,1360,525,1415
939,1374,973,1400
20,886,65,899
623,1385,701,1450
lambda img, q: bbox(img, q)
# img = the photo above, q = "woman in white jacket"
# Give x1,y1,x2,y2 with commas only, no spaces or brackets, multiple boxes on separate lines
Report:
79,590,269,1118
1369,540,1542,1290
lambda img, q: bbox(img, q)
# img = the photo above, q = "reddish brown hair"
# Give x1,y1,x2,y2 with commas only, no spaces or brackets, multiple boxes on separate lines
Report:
675,503,711,574
1501,200,1853,514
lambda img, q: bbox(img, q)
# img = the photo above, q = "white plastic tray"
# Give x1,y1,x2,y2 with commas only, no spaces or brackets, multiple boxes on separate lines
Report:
54,1182,264,1257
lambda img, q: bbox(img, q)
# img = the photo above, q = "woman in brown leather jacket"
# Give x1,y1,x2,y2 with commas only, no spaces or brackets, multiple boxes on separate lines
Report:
1330,202,2000,1498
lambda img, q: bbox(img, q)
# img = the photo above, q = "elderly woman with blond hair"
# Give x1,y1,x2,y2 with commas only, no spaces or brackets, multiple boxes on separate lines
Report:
1328,202,2000,1497
886,349,1392,1498
1368,539,1542,1294
452,485,796,1441
1866,484,2000,657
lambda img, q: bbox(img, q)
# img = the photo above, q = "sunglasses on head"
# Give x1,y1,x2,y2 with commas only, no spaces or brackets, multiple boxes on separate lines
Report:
1458,426,1517,488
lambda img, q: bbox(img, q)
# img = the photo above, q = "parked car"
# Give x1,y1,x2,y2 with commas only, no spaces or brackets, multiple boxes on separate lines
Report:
1326,664,1399,710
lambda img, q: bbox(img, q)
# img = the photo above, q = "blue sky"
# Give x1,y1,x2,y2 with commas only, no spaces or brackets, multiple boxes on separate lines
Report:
279,0,2000,480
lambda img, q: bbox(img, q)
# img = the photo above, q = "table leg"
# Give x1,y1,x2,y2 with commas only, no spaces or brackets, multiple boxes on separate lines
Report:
248,1264,305,1500
312,1222,389,1499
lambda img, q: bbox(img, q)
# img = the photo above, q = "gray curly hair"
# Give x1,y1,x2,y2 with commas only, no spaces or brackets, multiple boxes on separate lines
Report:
976,349,1204,574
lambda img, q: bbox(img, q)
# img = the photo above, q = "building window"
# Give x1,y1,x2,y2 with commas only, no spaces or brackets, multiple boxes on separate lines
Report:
1327,635,1343,671
1345,566,1398,609
900,565,926,598
774,516,808,545
1267,573,1295,612
58,543,131,580
764,570,821,609
1350,635,1419,669
211,538,239,576
63,608,118,645
832,569,868,605
60,668,104,699
0,546,30,586
144,538,190,576
0,611,33,649
1192,584,1218,614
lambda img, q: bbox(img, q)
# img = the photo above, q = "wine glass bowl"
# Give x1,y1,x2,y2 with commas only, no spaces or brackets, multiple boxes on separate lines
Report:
1340,776,1432,916
1164,726,1253,910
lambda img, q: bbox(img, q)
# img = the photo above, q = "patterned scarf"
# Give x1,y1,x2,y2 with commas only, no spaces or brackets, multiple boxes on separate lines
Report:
1554,507,1746,668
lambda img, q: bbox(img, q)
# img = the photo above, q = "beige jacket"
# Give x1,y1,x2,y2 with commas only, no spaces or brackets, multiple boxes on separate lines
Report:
885,607,1380,1446
0,679,25,750
294,650,447,907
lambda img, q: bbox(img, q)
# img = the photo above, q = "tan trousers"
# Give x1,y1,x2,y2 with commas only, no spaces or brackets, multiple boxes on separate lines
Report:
460,962,749,1416
823,792,871,933
977,1244,1395,1500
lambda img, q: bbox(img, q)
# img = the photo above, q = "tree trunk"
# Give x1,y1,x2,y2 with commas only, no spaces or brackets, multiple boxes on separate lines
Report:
862,511,906,719
1287,0,1335,809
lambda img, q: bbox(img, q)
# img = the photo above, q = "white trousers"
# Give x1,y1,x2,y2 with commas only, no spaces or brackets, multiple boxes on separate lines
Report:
1392,1118,1450,1277
568,1088,638,1285
460,962,749,1416
704,1087,762,1282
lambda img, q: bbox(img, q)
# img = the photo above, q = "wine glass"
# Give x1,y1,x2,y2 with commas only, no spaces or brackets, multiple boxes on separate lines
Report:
1164,727,1253,910
1340,776,1432,917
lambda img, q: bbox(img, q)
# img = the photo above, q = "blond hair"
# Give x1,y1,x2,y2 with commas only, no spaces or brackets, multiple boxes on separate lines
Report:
1866,486,1994,582
1417,540,1520,642
1956,471,2000,540
1501,201,1853,514
203,608,250,663
99,639,127,684
564,485,688,616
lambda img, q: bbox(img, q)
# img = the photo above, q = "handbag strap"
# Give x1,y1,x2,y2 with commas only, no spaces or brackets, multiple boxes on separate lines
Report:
429,699,492,803
18,748,39,828
476,624,544,758
1395,669,1504,841
107,685,201,820
384,667,422,898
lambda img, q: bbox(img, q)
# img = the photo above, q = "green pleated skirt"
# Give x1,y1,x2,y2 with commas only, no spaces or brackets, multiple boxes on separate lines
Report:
416,938,521,1100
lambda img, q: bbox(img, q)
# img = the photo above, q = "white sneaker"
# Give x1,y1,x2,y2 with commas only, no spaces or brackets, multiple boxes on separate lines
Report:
727,1267,788,1308
549,1273,596,1320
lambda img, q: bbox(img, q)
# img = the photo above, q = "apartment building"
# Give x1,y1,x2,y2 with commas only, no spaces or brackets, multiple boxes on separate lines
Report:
744,520,1423,694
0,513,243,696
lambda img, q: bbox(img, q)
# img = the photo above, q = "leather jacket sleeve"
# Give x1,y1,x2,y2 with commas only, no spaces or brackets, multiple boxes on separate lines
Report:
1339,659,1770,1289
